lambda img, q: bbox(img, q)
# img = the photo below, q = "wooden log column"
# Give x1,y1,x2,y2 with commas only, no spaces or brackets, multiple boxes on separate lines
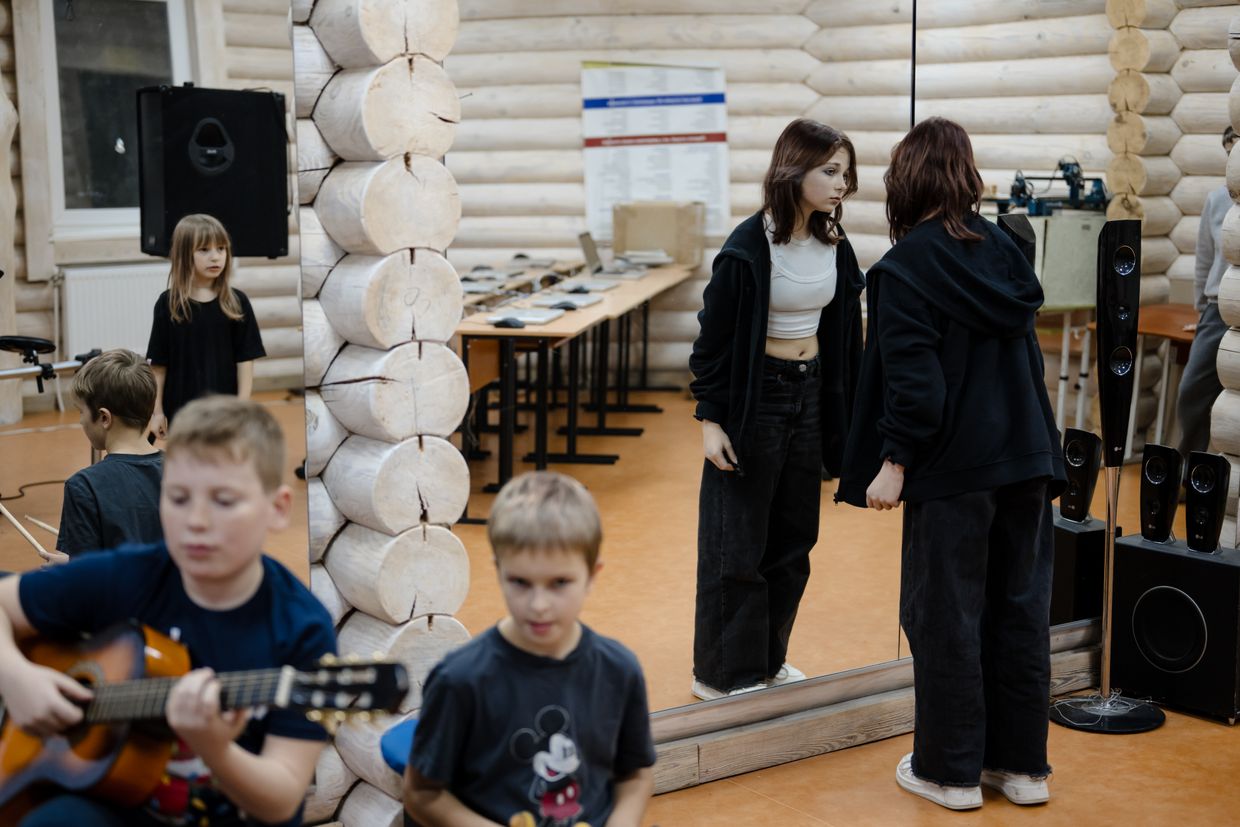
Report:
0,78,16,422
294,1,468,820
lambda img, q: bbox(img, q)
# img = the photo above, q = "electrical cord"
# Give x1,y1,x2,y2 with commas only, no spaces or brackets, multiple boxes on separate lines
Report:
0,479,67,503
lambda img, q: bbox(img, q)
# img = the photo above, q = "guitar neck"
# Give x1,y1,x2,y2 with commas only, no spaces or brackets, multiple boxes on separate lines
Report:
84,667,293,724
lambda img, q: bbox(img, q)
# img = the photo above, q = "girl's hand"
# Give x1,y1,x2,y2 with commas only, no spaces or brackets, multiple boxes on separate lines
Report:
701,420,738,471
148,411,167,442
167,668,250,762
866,459,905,510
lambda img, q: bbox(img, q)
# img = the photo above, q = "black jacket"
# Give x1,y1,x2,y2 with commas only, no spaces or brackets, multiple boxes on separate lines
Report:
836,216,1066,506
689,211,864,475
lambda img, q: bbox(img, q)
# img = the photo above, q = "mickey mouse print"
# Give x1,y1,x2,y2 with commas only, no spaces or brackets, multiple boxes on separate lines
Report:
508,706,592,827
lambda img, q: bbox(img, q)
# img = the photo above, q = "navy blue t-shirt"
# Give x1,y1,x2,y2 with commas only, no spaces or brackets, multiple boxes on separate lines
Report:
56,452,164,556
409,625,656,826
18,542,336,826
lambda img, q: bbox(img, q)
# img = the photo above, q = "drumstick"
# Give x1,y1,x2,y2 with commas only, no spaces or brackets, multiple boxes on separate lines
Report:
24,515,58,536
0,501,68,564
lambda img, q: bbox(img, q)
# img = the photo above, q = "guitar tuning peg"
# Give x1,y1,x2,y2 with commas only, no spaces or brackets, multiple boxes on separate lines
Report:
306,710,324,722
356,711,372,723
324,718,339,736
333,710,349,722
320,653,338,665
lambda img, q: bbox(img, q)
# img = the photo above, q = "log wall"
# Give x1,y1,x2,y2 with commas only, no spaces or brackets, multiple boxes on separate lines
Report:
295,1,471,822
0,0,21,422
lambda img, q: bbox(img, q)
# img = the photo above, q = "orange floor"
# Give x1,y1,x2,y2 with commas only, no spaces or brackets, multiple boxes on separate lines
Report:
456,389,1186,713
0,390,309,580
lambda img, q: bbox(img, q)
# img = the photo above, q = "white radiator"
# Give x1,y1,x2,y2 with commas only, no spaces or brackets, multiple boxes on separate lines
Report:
62,263,169,359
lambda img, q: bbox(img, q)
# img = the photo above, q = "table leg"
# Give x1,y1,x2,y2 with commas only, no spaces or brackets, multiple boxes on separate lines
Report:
1153,338,1171,446
483,337,517,493
1124,335,1144,462
1075,326,1092,431
574,318,643,437
546,335,618,465
1056,312,1070,430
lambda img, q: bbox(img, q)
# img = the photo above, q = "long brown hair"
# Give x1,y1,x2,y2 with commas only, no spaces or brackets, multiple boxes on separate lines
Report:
884,117,984,244
167,214,242,324
762,118,858,246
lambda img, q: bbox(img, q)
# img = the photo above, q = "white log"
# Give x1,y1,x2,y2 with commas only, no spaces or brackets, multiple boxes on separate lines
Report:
1105,154,1182,196
324,522,470,624
1173,92,1233,135
320,342,469,441
809,0,1104,28
1168,253,1196,282
1229,145,1240,202
303,298,346,387
297,118,337,205
807,94,1113,135
445,247,580,272
1106,0,1178,29
319,250,462,347
459,81,815,120
305,743,357,824
443,48,819,87
1171,215,1202,253
1140,274,1171,304
323,435,469,532
0,70,16,422
306,390,349,477
1233,74,1240,135
316,158,461,255
300,206,346,298
1172,132,1231,176
459,182,584,216
460,0,807,17
1232,12,1240,73
292,0,315,24
1109,27,1181,73
335,713,417,800
1108,70,1183,115
1142,236,1179,274
293,25,336,119
1172,175,1226,215
251,296,303,329
811,55,1113,100
1108,112,1183,156
1218,266,1240,328
337,613,470,712
257,327,303,361
454,15,818,55
1172,49,1237,94
309,478,346,563
310,563,352,627
1211,389,1240,455
1224,204,1240,267
1106,194,1183,236
1171,5,1234,51
338,782,403,827
455,215,584,248
311,0,459,66
453,113,801,152
315,57,459,162
805,16,1113,65
232,263,301,297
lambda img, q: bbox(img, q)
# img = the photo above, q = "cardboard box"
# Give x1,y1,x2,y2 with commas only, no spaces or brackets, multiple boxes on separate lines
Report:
612,200,706,269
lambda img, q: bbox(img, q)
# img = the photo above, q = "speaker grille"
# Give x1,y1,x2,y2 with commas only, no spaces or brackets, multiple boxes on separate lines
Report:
1132,586,1208,673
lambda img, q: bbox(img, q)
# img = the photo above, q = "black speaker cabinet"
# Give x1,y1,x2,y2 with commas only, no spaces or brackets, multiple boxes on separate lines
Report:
1111,534,1240,723
137,84,288,258
1095,220,1141,468
1060,428,1102,522
1051,509,1106,625
1141,444,1183,543
1184,452,1231,553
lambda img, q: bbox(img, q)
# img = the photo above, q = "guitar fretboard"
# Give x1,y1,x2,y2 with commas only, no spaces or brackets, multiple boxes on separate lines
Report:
83,669,284,724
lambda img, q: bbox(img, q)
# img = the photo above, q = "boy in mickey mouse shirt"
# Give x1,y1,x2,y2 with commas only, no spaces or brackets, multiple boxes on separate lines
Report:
403,472,656,827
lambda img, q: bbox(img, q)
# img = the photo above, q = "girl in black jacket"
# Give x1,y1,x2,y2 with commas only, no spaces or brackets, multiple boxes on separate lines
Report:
840,117,1065,811
688,119,863,700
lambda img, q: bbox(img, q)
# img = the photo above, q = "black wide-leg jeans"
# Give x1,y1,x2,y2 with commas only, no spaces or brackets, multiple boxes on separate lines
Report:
694,355,823,692
901,478,1054,786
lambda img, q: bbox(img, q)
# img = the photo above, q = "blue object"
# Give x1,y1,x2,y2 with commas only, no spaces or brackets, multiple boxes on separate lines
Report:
381,718,418,775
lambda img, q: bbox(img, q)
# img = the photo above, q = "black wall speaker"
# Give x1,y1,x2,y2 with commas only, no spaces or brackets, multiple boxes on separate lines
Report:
1184,452,1231,553
1060,428,1102,522
137,84,288,258
1141,444,1183,543
1095,220,1141,468
1111,535,1240,722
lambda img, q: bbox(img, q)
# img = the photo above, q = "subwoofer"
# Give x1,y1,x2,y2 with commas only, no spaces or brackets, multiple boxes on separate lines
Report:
1095,220,1141,468
1140,444,1182,543
1184,452,1231,553
1111,535,1240,722
1059,428,1102,522
137,84,288,258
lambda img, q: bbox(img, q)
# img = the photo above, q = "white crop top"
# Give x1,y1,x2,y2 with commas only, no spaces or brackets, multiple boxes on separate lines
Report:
765,223,837,339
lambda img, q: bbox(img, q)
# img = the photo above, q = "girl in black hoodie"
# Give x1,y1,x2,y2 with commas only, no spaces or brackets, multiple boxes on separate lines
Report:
839,118,1065,811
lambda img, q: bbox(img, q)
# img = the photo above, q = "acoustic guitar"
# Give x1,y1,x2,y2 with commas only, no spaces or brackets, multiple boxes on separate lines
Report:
0,621,408,820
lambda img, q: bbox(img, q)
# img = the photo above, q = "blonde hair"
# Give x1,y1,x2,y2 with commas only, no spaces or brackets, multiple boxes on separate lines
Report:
71,349,157,430
164,396,284,492
488,472,602,568
167,214,242,324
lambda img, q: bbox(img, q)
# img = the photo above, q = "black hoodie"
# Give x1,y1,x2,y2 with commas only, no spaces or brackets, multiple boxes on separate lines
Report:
836,216,1066,506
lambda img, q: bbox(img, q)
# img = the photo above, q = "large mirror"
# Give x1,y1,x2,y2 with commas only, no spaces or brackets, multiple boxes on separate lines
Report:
0,0,307,580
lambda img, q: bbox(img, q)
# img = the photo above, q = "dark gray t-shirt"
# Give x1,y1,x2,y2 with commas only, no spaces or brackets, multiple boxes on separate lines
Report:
57,451,164,555
408,625,656,826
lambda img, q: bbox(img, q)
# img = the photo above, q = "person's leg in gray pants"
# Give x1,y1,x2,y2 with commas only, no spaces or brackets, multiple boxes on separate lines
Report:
1177,302,1227,456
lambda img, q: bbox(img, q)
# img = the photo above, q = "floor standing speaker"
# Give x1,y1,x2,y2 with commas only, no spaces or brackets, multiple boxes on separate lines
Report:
1140,444,1182,543
1060,428,1102,522
1095,220,1142,468
137,84,288,258
1111,535,1240,723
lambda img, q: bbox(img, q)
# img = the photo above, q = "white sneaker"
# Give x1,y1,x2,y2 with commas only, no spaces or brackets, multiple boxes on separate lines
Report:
768,662,807,686
895,753,983,810
690,678,767,701
980,768,1050,805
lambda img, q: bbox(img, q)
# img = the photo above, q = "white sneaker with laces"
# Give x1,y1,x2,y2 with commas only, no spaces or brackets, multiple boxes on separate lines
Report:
768,662,807,686
895,753,983,811
980,768,1050,805
690,679,766,701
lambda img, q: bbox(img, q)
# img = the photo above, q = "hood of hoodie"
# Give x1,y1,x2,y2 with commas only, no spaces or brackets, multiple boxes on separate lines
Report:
869,215,1044,338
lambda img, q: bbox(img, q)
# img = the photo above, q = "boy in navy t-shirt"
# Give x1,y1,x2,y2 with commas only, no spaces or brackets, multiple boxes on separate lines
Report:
57,348,164,557
0,396,336,826
404,472,656,827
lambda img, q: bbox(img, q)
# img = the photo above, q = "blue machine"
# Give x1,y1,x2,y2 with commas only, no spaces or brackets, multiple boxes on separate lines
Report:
991,159,1108,217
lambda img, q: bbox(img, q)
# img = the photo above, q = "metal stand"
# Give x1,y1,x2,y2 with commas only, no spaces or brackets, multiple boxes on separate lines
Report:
1050,464,1166,733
